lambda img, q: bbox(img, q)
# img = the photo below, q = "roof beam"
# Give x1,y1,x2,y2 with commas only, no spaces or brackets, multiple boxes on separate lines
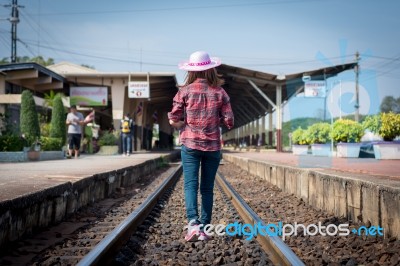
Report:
224,72,280,86
239,96,264,118
231,108,246,125
243,86,269,112
5,69,38,80
21,76,52,86
34,81,64,90
233,104,253,122
248,79,276,109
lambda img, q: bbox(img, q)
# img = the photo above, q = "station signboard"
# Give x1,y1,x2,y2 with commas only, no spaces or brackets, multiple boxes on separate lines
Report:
304,81,326,98
70,87,108,106
128,81,150,98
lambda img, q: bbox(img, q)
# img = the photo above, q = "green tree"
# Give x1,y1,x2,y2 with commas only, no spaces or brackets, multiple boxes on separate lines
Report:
380,96,400,113
0,56,55,66
50,94,66,144
0,57,9,64
20,90,40,146
81,64,95,69
30,56,54,66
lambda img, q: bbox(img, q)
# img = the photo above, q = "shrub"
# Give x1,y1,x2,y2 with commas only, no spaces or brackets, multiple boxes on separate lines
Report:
291,127,309,145
0,111,18,135
40,137,63,151
305,122,331,144
379,112,400,141
40,123,51,137
362,113,400,141
362,114,381,134
98,132,118,146
331,119,364,143
50,94,66,144
0,134,24,151
20,90,40,146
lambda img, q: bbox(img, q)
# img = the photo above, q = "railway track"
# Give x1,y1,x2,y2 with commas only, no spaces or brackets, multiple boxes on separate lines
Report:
22,165,180,266
2,160,397,265
2,162,306,265
75,164,304,265
216,172,304,266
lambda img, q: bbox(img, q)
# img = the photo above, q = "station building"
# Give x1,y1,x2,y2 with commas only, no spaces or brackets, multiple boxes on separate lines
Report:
0,61,356,152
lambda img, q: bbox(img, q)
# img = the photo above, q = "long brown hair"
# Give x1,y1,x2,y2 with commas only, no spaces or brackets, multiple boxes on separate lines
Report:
183,68,224,87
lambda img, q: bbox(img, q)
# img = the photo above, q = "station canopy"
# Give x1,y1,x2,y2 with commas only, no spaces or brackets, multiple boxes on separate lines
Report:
216,62,357,130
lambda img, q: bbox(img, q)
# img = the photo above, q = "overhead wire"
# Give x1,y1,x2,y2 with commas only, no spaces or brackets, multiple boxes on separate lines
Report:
30,0,325,16
20,39,177,67
20,39,367,70
20,10,73,61
358,54,400,83
6,2,399,73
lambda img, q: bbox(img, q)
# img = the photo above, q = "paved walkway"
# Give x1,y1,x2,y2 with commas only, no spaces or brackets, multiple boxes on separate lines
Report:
223,150,400,188
0,152,173,202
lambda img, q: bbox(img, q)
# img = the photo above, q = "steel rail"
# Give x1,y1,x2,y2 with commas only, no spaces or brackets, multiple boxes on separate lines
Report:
216,171,305,266
77,164,183,266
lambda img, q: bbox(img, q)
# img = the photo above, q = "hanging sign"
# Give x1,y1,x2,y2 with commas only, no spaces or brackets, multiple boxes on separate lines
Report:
128,81,149,98
304,81,326,98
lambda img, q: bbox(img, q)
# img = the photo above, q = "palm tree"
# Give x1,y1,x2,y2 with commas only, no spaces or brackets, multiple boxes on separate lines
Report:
44,90,66,108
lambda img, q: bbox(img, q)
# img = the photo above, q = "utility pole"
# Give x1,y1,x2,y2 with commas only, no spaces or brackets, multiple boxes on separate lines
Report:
354,51,360,122
5,0,23,63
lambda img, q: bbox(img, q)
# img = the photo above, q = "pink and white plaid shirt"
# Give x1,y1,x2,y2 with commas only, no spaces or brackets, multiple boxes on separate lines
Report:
168,78,234,151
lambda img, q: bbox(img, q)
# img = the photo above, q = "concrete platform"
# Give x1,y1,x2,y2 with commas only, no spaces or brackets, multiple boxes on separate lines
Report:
222,150,400,239
0,151,179,248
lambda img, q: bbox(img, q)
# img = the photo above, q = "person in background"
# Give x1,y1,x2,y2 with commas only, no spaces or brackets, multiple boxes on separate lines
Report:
168,51,234,241
120,113,134,156
66,105,85,159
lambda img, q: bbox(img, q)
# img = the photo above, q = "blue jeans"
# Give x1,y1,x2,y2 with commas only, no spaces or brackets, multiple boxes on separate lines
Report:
122,133,132,154
181,145,221,225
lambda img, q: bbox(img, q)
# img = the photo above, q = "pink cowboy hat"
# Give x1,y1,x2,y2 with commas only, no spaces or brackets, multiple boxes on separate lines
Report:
178,51,221,71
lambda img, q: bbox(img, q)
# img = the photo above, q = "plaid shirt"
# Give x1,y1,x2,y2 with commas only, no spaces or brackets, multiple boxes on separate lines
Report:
168,78,234,151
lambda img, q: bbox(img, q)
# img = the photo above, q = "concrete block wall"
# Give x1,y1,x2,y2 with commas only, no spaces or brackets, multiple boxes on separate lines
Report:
223,153,400,239
0,152,179,248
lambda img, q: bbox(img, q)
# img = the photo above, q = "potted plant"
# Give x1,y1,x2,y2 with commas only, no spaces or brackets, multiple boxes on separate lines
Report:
363,112,400,159
25,137,41,161
306,122,332,156
97,131,119,155
291,127,309,155
331,119,364,158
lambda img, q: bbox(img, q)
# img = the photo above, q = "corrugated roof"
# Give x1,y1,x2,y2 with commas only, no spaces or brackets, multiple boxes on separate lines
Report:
217,62,357,130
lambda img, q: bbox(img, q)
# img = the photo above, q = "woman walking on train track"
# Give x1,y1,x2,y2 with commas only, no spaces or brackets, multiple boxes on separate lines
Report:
168,51,234,241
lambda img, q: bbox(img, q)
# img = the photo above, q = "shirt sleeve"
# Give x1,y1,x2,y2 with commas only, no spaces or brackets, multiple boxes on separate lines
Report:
221,90,234,130
168,89,185,122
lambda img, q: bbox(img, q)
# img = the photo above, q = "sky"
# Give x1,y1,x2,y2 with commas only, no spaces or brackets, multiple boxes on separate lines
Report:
0,0,399,122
